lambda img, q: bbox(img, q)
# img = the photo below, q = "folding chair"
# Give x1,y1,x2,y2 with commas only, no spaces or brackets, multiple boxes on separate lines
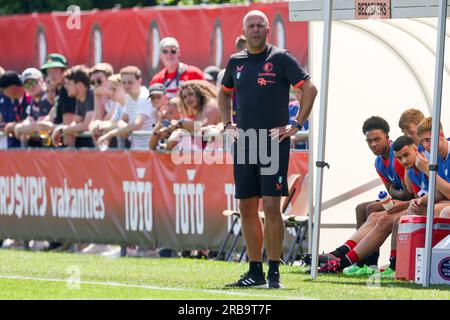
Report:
217,173,305,262
216,210,245,261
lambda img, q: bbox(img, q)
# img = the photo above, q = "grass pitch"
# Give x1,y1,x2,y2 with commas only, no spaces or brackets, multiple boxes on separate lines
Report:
0,249,448,300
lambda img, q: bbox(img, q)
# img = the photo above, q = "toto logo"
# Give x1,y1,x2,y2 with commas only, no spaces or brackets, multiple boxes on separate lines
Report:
438,257,450,281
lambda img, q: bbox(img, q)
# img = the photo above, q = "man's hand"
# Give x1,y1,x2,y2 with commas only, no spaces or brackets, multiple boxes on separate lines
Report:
158,127,170,140
415,152,430,175
270,125,298,142
37,120,54,132
386,200,408,214
410,198,424,210
51,124,67,147
407,197,428,215
97,133,112,147
223,123,239,143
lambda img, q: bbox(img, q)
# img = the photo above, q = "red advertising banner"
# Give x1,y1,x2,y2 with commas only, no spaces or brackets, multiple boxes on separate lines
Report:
0,150,308,250
0,3,308,84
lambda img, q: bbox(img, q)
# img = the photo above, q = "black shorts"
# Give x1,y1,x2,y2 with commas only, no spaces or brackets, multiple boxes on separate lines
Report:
233,138,290,199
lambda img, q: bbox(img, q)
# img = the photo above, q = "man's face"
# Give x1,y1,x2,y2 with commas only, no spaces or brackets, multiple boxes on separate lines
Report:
402,123,420,145
109,82,125,102
160,45,180,68
365,129,389,156
395,144,418,169
243,14,269,50
165,102,181,120
90,71,110,96
419,131,432,152
46,68,64,86
64,79,77,98
3,85,24,100
24,78,43,97
121,74,141,95
419,130,447,153
45,79,56,104
149,93,168,110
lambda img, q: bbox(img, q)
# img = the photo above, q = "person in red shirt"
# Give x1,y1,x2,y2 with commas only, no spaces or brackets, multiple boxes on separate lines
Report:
150,37,204,99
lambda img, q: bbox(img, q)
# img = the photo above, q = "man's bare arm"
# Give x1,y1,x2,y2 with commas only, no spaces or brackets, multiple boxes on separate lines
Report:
218,87,233,125
292,79,317,125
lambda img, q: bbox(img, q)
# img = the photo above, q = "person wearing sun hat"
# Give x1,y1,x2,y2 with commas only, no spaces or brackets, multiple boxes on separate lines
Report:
41,53,69,71
40,53,75,124
37,53,76,148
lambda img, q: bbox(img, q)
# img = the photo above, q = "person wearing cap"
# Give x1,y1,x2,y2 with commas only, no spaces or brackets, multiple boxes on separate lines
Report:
98,65,157,150
51,65,95,148
0,70,30,148
148,83,180,150
150,37,204,99
38,53,76,134
148,83,169,116
14,68,53,147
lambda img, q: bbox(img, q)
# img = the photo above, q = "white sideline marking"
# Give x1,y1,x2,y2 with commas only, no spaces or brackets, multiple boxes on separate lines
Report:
0,275,316,300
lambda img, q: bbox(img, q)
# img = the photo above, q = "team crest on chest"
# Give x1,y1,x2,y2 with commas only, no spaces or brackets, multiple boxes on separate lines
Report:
258,62,276,80
263,62,273,72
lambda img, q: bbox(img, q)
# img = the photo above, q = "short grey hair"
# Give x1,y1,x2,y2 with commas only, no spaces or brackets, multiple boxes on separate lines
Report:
242,10,269,28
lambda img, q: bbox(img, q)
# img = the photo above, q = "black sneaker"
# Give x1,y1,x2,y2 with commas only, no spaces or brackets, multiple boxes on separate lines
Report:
300,253,338,266
225,272,267,288
267,272,284,289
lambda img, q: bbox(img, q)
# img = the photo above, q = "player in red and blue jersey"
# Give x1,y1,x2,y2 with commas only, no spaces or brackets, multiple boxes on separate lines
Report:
341,116,413,275
316,136,449,276
412,117,450,216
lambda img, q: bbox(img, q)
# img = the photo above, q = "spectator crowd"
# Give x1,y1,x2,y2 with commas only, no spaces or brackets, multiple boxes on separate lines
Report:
0,36,308,153
0,35,309,258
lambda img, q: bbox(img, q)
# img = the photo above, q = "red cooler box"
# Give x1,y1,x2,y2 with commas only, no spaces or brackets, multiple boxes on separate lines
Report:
396,215,450,281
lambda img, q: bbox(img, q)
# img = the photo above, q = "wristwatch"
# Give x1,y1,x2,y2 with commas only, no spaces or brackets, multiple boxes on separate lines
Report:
291,120,303,131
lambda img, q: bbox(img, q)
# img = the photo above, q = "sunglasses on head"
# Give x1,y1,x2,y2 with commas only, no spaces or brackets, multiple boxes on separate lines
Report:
90,78,103,86
162,49,177,55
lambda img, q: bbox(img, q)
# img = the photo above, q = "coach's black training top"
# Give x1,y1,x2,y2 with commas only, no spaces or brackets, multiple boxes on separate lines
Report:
222,44,310,131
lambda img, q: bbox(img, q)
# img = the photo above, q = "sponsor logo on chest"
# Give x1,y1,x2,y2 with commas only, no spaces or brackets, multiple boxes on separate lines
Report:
257,62,276,86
